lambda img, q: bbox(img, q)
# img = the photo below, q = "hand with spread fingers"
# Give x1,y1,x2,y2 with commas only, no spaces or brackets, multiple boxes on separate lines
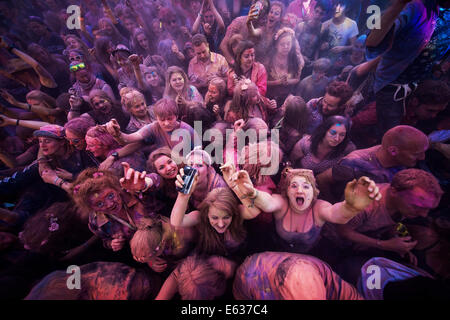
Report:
119,162,149,193
344,176,382,212
219,162,237,187
230,170,256,199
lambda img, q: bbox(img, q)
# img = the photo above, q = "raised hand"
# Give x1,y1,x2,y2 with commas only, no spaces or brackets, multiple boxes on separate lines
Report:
212,104,220,115
175,167,198,196
230,170,256,198
119,162,149,193
128,54,141,67
219,162,237,187
0,89,17,106
111,234,126,251
344,176,381,212
105,118,121,138
233,119,245,132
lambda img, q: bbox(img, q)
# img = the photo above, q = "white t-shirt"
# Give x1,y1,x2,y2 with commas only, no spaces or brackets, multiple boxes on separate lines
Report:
321,17,359,47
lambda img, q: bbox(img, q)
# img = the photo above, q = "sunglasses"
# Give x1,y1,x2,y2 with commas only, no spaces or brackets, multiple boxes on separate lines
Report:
93,99,108,107
67,137,81,144
69,62,86,72
69,55,83,62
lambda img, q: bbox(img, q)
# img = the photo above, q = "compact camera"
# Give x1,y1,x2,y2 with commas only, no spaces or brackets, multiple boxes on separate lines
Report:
177,166,198,195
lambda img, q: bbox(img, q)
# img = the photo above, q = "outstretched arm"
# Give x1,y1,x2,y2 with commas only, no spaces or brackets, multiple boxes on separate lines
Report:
0,37,57,88
316,177,382,225
366,0,412,47
170,168,200,227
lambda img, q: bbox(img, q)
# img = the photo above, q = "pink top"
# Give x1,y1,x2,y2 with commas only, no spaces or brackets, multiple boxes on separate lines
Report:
227,62,267,97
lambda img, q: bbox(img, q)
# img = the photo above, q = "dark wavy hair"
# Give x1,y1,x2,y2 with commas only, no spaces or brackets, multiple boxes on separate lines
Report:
310,115,352,159
233,40,255,77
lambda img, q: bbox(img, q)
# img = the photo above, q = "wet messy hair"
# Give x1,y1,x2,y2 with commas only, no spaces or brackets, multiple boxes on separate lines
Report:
196,188,246,256
279,167,320,199
176,255,226,300
71,168,123,214
391,169,443,200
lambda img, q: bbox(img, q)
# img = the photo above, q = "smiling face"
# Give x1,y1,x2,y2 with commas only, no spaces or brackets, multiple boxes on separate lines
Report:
208,206,232,234
129,97,148,119
91,96,112,114
240,48,255,71
207,84,220,103
65,128,86,150
85,136,110,158
89,187,122,215
154,155,178,179
38,137,65,157
145,70,161,87
324,124,346,148
170,72,185,93
287,176,315,212
321,94,342,116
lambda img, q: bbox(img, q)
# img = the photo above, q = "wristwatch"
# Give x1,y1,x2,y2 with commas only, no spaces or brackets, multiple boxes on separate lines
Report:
111,151,119,160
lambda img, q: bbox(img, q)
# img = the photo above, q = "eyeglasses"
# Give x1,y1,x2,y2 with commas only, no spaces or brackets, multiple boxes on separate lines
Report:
69,62,86,72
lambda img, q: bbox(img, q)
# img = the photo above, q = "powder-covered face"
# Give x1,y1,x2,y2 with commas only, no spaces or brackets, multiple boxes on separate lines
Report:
91,96,112,114
89,187,122,215
85,136,110,158
129,97,147,119
38,137,64,157
156,114,178,132
145,70,161,87
208,206,232,234
276,33,293,56
207,84,220,103
170,72,185,93
395,187,440,219
65,128,86,150
136,33,150,50
240,48,255,71
154,155,178,179
287,176,314,212
267,5,282,26
324,124,346,148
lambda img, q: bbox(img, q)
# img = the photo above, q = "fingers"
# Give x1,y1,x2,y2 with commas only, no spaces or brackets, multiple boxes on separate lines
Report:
121,161,130,177
126,166,134,181
140,171,146,180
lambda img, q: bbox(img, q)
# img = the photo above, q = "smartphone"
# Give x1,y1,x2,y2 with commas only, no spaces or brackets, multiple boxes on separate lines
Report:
177,166,198,195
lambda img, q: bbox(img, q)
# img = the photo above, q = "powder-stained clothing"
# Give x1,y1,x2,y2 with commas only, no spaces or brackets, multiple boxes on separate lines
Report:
233,251,363,300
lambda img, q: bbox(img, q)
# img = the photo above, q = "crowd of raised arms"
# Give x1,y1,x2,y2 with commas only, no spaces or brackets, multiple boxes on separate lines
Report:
0,0,449,300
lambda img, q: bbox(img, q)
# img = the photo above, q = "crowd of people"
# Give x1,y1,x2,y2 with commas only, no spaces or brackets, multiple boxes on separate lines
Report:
0,0,449,300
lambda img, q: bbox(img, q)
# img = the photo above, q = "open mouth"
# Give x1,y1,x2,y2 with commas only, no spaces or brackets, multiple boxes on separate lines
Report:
296,196,305,207
168,169,176,177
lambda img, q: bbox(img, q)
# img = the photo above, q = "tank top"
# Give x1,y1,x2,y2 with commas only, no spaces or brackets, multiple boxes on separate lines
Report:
274,205,322,253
